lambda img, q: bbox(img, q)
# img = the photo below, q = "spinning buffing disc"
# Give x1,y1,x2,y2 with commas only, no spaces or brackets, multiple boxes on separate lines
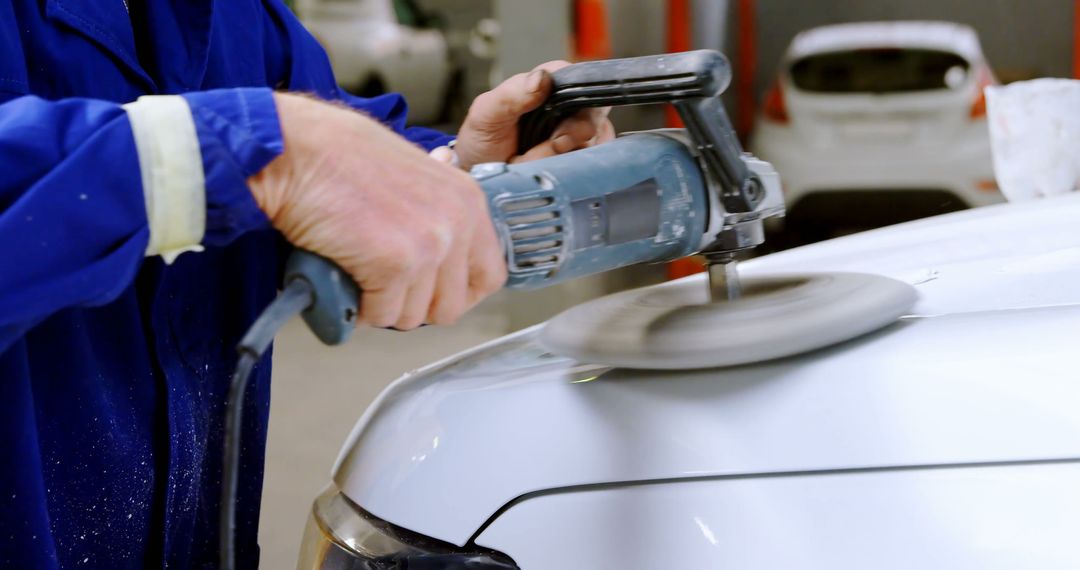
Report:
539,272,918,369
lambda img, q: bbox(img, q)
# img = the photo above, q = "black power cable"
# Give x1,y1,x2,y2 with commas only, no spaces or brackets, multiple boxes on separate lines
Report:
220,278,315,570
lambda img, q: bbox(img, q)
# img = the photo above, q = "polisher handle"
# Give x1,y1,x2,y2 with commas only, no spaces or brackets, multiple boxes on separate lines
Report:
517,50,732,154
283,250,360,346
516,50,760,212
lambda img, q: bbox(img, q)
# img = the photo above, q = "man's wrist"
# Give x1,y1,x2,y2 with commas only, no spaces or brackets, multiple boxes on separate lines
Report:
246,92,296,223
180,87,284,246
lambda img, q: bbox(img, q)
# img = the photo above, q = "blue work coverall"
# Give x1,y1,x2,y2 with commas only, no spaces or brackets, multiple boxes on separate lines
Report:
0,1,452,567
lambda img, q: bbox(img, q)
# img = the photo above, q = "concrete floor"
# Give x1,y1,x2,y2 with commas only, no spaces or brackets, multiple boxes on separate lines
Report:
257,301,508,569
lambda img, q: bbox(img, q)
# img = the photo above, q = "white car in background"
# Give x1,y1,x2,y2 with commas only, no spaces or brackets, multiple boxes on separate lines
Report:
299,0,456,125
297,192,1080,568
752,21,1004,243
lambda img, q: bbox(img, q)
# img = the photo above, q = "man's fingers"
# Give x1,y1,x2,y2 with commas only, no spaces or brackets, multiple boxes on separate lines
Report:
429,246,470,325
552,113,606,150
596,117,616,144
509,140,560,163
511,107,615,163
428,146,456,164
468,70,548,132
395,270,438,330
531,60,573,75
555,107,611,136
466,228,508,309
512,119,615,163
467,60,573,132
580,106,613,131
358,281,408,329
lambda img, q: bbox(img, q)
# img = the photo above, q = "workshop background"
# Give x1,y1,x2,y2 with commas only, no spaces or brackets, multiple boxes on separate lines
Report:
260,0,1075,566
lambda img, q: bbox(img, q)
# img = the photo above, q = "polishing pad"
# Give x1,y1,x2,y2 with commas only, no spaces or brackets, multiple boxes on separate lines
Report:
539,272,918,369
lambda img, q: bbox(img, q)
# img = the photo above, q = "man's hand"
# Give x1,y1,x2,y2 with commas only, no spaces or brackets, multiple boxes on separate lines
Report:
454,61,616,169
249,93,506,330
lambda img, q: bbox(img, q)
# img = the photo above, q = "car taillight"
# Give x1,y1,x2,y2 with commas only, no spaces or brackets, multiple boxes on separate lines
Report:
763,80,790,124
970,91,987,119
970,66,996,120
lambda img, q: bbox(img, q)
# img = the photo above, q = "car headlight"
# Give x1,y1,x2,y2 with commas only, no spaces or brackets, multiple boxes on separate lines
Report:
298,486,519,569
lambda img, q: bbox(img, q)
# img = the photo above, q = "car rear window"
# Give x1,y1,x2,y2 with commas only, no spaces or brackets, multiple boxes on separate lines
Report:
790,48,971,94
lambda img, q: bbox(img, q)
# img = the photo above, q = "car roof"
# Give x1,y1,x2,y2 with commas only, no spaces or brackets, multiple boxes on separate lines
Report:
788,21,984,63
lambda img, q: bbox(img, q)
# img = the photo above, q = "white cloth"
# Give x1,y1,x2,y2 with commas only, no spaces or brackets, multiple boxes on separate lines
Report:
123,95,206,263
986,79,1080,202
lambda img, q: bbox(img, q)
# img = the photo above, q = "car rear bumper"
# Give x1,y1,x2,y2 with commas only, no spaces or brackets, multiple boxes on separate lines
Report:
752,121,1005,216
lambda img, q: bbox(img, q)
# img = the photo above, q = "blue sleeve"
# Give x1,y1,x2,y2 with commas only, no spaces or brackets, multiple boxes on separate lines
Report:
182,88,284,245
0,95,146,351
260,0,454,151
0,90,283,352
180,87,448,247
336,91,455,151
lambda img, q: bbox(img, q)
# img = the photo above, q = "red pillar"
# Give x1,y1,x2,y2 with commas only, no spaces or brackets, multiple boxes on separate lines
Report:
665,0,691,128
664,0,701,280
736,0,756,141
1074,0,1080,78
666,0,692,52
574,0,612,61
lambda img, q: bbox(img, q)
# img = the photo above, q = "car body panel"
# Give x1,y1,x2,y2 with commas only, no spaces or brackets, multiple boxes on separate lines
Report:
475,463,1080,569
782,90,979,149
755,114,999,208
331,193,1080,547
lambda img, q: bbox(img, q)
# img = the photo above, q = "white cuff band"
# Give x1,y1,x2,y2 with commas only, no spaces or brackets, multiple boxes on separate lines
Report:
124,95,206,264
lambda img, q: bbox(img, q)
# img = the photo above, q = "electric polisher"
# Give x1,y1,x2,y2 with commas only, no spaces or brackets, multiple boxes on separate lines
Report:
219,51,918,568
290,49,786,348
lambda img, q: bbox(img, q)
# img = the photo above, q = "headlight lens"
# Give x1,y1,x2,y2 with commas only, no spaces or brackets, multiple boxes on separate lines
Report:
298,486,518,569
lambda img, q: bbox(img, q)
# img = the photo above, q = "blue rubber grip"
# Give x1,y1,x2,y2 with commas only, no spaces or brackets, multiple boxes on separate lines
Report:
284,251,360,346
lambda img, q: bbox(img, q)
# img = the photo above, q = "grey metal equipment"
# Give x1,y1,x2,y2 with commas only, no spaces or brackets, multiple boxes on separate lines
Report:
493,49,783,298
708,255,742,301
285,50,785,346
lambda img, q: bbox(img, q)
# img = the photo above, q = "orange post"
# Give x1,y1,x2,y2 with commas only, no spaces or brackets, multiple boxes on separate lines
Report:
666,0,692,53
1074,0,1080,78
664,0,700,279
665,0,692,128
574,0,612,61
736,0,757,141
667,256,709,281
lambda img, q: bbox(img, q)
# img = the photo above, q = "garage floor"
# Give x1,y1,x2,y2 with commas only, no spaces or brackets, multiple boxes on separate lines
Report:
257,301,508,569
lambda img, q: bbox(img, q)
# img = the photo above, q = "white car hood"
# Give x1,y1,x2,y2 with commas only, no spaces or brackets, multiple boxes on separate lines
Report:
332,193,1080,546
